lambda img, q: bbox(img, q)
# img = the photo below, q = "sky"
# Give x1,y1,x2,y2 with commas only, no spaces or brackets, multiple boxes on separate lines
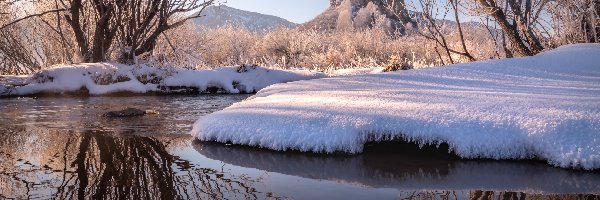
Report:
217,0,463,24
220,0,330,24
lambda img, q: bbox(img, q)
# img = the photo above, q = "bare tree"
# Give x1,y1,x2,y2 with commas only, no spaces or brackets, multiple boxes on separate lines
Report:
0,0,216,65
404,0,476,64
0,4,44,74
473,0,546,56
0,27,43,74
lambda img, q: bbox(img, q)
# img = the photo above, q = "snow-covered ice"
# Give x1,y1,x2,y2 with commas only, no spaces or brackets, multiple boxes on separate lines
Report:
0,64,326,96
192,44,600,170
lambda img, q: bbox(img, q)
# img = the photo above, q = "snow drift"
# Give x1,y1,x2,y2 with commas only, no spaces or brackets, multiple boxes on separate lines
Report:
192,44,600,170
0,64,326,96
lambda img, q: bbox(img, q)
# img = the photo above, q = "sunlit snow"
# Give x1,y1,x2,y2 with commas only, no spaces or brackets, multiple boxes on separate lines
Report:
0,64,325,96
192,44,600,170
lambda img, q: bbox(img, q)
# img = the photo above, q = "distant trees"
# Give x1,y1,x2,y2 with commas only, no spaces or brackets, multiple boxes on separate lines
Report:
0,0,215,73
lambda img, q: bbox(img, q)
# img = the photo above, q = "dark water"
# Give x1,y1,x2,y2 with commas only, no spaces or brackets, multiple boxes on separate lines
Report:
0,96,599,199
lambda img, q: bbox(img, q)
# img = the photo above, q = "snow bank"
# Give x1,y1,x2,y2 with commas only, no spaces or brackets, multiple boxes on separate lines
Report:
0,64,326,96
164,66,324,93
192,44,600,170
327,67,384,76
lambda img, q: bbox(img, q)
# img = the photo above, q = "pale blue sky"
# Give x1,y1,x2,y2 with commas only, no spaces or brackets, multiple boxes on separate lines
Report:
219,0,330,24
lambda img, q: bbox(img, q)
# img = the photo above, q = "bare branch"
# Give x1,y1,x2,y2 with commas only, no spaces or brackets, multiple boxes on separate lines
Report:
0,8,67,31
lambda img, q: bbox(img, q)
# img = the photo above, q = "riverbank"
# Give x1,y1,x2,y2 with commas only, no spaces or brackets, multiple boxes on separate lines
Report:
192,44,600,170
1,95,599,199
0,64,330,97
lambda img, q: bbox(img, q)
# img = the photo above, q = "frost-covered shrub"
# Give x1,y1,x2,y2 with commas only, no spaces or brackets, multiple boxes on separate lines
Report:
34,21,493,72
180,25,497,70
2,10,498,75
547,0,600,45
384,55,413,72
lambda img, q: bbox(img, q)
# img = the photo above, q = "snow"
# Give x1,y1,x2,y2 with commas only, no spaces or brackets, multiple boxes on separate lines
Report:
327,67,384,76
193,5,297,32
164,67,326,93
192,44,600,170
0,63,326,96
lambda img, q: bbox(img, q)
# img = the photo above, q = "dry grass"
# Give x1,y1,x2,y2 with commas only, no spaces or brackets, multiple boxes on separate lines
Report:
152,24,500,71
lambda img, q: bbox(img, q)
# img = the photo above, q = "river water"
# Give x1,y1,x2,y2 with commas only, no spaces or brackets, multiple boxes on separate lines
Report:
0,95,599,199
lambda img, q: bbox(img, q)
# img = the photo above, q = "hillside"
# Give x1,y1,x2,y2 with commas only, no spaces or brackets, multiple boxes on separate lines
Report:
192,5,297,32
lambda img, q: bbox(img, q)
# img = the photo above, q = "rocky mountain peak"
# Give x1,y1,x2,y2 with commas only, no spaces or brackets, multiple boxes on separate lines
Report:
330,0,344,7
303,0,415,34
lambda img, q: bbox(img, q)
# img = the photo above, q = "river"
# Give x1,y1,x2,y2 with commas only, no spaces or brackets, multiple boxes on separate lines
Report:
0,95,598,199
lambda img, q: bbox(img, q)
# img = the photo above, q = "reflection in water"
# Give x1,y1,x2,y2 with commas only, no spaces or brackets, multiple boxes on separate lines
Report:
396,190,600,200
1,95,599,199
0,129,271,199
194,141,600,198
0,95,278,199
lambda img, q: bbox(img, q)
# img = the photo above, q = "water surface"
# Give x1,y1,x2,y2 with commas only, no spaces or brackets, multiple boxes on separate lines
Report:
0,96,599,199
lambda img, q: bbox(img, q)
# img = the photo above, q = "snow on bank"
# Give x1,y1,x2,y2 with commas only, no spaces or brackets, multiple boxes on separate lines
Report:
192,44,600,170
326,67,384,76
0,64,326,96
164,66,324,93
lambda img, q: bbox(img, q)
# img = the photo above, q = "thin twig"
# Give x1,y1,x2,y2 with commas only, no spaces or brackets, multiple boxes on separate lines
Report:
0,8,67,30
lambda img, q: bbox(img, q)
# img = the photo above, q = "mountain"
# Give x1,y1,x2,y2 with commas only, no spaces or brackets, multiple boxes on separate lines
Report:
299,0,416,34
300,0,495,35
192,5,297,32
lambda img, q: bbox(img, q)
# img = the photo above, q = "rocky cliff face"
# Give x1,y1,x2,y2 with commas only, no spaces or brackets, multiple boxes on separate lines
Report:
330,0,344,7
302,0,415,33
331,0,399,8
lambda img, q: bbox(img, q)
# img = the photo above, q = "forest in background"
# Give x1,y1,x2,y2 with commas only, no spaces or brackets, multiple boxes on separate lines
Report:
0,0,598,75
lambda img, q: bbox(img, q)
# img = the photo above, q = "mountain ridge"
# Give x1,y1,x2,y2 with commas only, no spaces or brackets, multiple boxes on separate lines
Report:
192,5,297,32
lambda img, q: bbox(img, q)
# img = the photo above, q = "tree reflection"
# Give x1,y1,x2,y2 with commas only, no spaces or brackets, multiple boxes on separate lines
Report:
0,95,277,199
194,141,600,197
396,190,600,200
0,129,272,199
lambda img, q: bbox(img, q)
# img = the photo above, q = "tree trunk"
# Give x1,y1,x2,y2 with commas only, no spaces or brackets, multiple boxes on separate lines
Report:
476,0,534,56
507,0,544,54
64,0,91,62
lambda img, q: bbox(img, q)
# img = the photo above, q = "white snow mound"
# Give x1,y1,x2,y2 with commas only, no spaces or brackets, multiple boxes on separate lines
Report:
192,44,600,170
2,64,326,96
